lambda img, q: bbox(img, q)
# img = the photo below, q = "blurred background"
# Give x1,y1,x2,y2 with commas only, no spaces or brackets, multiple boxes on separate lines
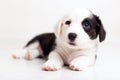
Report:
0,0,120,80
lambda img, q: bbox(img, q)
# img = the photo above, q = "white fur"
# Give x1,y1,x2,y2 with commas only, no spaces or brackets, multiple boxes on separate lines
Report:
43,9,97,71
12,41,43,60
42,51,64,71
13,9,98,71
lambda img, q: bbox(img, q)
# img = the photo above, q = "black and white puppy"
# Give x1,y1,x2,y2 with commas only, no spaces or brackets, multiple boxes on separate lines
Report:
12,9,106,71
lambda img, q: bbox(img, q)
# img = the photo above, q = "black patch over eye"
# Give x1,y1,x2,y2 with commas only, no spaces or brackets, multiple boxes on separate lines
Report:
82,20,91,30
65,20,71,25
82,17,98,40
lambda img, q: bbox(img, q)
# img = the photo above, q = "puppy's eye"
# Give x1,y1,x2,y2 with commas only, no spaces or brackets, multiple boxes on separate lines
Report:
65,20,71,25
82,20,91,29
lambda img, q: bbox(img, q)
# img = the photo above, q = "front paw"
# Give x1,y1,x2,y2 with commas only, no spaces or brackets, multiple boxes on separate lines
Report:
42,60,62,71
69,64,83,71
69,60,88,71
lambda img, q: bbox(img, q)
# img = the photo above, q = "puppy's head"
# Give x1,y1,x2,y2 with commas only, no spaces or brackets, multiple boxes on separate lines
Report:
55,9,106,48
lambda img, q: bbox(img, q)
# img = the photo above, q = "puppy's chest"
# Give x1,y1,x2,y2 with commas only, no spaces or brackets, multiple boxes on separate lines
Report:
56,45,80,64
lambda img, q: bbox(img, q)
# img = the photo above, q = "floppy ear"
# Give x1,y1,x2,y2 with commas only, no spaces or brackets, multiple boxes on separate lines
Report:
54,19,63,38
95,15,106,42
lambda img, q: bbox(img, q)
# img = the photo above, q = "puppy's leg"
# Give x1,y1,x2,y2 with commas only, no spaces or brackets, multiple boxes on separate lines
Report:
42,51,63,71
69,56,95,71
12,41,43,60
12,49,28,59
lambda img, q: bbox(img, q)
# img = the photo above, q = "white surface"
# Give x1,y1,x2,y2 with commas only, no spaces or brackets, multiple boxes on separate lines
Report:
0,0,120,80
0,42,120,80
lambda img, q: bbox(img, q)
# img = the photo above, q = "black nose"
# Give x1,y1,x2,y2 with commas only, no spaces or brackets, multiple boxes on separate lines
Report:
68,33,77,41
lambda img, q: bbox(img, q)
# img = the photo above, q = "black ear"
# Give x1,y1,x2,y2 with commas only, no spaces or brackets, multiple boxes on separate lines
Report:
95,15,106,42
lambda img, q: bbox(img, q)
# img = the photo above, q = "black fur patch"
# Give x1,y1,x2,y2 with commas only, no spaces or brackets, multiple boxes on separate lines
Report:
25,33,56,57
82,15,106,42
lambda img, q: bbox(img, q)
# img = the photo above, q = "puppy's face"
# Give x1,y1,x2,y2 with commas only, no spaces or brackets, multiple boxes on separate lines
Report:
55,9,106,48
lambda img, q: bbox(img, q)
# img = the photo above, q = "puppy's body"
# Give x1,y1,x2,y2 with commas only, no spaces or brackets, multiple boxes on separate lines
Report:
25,33,56,57
13,9,106,71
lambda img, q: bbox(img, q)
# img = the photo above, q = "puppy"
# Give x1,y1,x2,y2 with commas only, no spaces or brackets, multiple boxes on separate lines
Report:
12,9,106,71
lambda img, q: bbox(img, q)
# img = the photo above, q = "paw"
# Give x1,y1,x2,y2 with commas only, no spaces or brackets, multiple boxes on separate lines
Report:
69,61,88,71
12,50,31,60
24,52,31,60
42,60,62,71
69,64,83,71
12,54,21,59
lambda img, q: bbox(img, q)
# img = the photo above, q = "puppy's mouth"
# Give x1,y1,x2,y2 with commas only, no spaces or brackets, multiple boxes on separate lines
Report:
69,42,76,46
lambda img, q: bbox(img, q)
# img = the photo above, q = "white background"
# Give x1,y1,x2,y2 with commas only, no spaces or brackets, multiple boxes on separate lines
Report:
0,0,120,44
0,0,120,80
